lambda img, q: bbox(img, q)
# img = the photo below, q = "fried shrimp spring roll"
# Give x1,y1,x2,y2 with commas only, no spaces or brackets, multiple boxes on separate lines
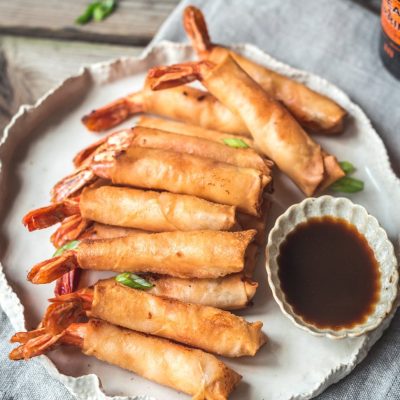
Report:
146,273,258,310
24,185,237,233
73,126,266,173
53,255,258,309
82,186,238,231
51,194,269,248
10,305,241,399
183,6,347,135
27,230,257,283
77,270,258,310
129,126,271,174
53,129,271,211
148,58,344,196
84,321,242,399
55,222,260,280
82,83,249,135
137,116,254,147
93,147,270,215
55,279,266,357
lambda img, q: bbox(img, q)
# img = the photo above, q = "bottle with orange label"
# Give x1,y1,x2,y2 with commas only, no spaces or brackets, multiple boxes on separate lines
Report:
380,0,400,78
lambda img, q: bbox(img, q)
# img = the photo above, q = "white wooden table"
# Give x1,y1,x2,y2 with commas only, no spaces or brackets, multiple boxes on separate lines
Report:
0,0,179,133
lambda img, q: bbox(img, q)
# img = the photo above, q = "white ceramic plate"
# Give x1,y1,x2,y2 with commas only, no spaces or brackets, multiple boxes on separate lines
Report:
1,41,399,400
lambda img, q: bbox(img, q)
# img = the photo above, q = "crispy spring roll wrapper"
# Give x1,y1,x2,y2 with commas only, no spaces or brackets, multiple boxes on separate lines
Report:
90,273,258,311
96,147,270,216
80,197,268,247
183,6,346,135
84,224,259,281
190,56,344,195
82,84,249,135
73,126,263,173
78,230,256,278
91,279,267,357
139,84,249,135
202,48,346,135
237,199,270,245
130,126,270,174
81,185,237,232
145,273,258,310
138,115,254,147
82,224,259,280
83,320,241,399
87,222,147,239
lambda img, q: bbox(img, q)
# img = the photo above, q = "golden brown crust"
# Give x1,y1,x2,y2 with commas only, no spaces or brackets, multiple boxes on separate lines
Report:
139,83,249,135
110,147,270,216
131,126,270,174
77,230,256,278
91,280,267,357
199,55,344,195
145,273,258,310
237,198,271,245
137,116,254,147
86,223,146,239
183,5,346,134
223,49,347,135
80,185,237,232
183,11,346,137
83,319,242,399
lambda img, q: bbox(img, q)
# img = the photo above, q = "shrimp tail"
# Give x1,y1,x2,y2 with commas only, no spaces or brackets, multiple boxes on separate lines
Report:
183,6,213,57
81,92,144,132
9,302,84,360
51,168,98,203
62,323,87,347
9,332,63,360
53,129,135,201
27,251,78,284
90,150,119,180
54,269,82,296
51,215,91,248
73,135,110,168
148,61,214,91
50,287,94,311
22,198,80,231
75,128,135,170
10,328,47,344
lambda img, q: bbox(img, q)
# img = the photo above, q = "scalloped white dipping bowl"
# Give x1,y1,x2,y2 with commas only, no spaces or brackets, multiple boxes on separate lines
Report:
266,195,399,339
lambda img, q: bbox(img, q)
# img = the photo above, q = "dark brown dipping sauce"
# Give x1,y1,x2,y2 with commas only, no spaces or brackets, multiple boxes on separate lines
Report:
278,216,381,330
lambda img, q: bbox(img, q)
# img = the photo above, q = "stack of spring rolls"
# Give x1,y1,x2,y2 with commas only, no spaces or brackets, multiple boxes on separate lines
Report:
10,5,348,399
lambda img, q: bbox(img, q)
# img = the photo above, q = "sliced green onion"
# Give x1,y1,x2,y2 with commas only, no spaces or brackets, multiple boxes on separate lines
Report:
339,161,355,175
329,161,364,193
75,2,98,24
223,138,249,149
330,176,364,193
93,0,116,21
53,240,80,257
115,273,154,290
76,0,116,25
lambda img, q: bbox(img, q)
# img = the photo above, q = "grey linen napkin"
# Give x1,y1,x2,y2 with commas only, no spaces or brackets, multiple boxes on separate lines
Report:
1,0,400,399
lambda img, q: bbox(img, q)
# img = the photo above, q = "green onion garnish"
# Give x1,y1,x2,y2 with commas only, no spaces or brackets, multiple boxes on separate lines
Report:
115,273,154,290
329,161,364,193
53,240,80,257
76,0,116,25
339,161,355,175
223,138,249,149
330,176,364,193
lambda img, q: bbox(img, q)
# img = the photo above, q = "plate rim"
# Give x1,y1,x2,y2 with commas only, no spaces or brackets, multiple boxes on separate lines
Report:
0,40,399,400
